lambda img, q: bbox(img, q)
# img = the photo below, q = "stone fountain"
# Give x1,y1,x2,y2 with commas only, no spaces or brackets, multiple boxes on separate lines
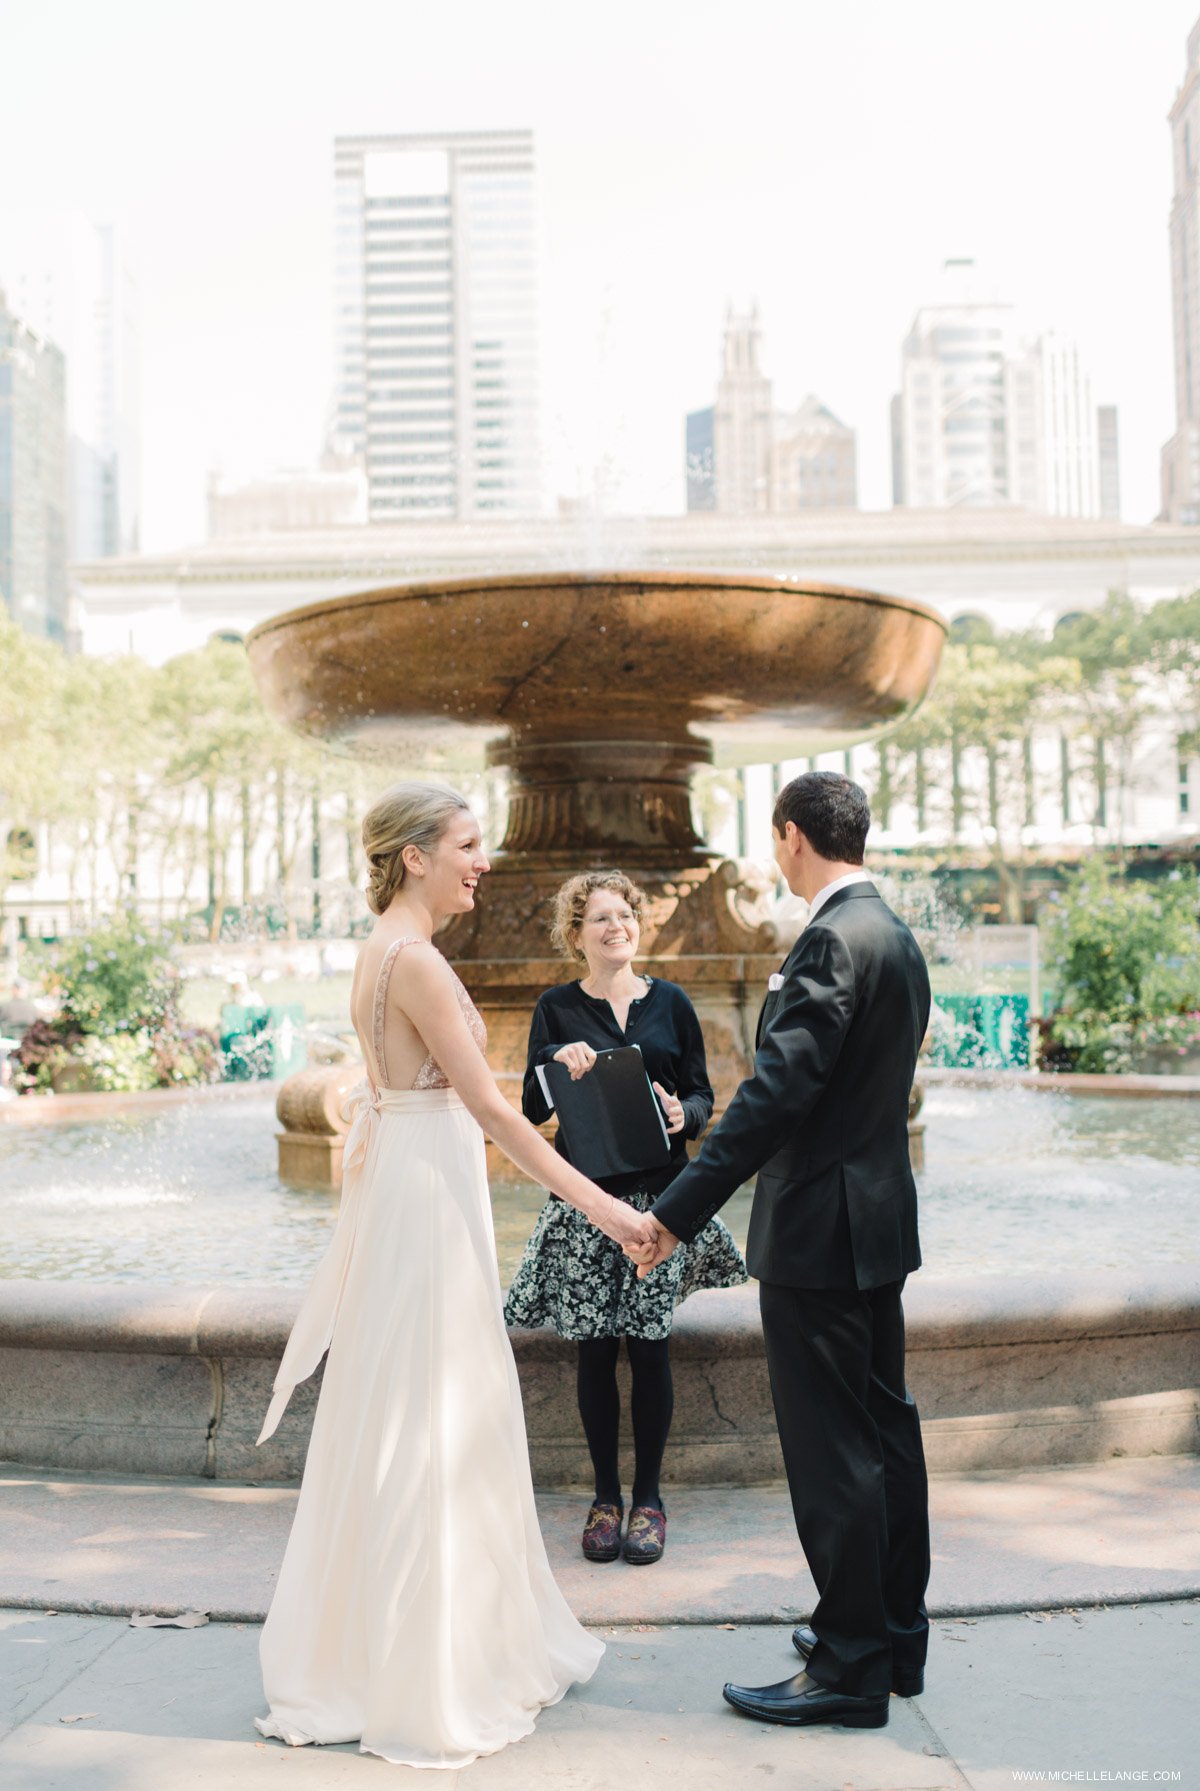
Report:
246,570,946,1182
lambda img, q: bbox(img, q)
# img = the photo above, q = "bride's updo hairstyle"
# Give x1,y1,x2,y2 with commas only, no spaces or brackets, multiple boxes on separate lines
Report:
361,781,471,916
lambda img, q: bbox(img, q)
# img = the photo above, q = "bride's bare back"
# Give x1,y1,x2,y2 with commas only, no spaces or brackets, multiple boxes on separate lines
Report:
351,932,486,1092
346,917,650,1257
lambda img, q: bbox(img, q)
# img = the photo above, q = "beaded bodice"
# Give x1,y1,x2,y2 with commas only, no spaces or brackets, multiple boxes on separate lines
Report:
372,937,487,1091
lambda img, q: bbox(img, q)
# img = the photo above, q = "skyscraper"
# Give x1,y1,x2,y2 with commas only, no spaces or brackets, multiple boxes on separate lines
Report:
0,291,67,640
685,406,715,510
712,307,773,514
891,261,1103,517
0,216,140,559
771,396,858,511
1161,20,1200,523
330,130,540,523
686,312,858,513
1098,405,1121,520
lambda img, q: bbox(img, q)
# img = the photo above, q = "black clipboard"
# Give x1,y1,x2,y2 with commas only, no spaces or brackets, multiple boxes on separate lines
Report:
535,1045,672,1180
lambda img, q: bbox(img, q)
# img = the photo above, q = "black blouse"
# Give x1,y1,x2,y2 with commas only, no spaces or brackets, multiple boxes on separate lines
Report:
521,976,715,1197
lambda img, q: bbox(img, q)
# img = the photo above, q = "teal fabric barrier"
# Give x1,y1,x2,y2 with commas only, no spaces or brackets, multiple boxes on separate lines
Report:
219,1003,307,1080
929,994,1031,1069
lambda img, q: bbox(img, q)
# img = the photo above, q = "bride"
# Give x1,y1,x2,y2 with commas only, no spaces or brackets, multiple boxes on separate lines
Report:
255,781,656,1768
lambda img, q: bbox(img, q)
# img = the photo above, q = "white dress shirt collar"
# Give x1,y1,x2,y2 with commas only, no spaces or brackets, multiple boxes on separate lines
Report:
806,869,874,923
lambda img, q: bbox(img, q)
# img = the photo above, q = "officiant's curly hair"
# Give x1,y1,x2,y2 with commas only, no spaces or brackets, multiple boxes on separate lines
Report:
773,771,871,864
551,869,645,962
362,782,471,915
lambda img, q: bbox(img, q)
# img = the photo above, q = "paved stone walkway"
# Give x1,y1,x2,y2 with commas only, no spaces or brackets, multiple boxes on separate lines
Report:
1,1455,1197,1786
1,1604,1195,1788
0,1455,1197,1623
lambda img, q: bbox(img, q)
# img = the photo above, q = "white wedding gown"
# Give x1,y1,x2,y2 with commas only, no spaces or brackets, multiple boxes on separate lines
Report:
255,937,603,1768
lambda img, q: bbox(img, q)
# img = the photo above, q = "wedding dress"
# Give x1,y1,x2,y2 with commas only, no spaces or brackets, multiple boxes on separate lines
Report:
255,937,603,1767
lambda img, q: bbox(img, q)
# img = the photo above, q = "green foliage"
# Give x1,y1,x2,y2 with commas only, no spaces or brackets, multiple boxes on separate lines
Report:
1045,1011,1137,1074
42,913,177,1036
1043,860,1200,1068
1045,858,1200,1019
73,1032,162,1093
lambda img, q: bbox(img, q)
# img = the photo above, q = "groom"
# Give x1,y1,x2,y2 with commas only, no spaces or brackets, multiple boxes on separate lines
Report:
629,771,931,1730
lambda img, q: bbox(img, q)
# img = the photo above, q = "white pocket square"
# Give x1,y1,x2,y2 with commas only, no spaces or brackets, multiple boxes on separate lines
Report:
768,973,785,992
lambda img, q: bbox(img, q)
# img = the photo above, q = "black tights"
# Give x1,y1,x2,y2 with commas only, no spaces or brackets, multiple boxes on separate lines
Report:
576,1336,674,1510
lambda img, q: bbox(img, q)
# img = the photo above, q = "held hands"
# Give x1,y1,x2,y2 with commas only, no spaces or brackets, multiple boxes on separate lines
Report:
591,1195,679,1274
592,1193,660,1253
623,1216,680,1278
553,1041,597,1080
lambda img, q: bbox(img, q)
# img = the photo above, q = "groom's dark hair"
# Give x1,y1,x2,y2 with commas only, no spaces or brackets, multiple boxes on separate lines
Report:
772,771,870,864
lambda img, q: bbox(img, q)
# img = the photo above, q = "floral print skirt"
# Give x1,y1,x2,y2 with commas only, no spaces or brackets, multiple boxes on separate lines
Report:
503,1187,748,1342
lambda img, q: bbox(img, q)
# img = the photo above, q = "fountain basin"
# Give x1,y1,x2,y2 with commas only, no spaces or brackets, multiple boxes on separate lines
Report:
245,571,946,775
1,1084,1196,1483
3,1086,1198,1285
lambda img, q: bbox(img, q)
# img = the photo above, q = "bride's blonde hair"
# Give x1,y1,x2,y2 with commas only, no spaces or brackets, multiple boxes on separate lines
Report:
361,782,471,916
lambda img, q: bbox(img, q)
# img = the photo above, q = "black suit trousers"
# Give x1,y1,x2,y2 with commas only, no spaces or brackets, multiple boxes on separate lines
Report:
758,1277,930,1699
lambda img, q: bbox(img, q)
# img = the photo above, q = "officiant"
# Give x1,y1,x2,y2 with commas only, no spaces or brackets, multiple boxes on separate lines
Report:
504,869,747,1567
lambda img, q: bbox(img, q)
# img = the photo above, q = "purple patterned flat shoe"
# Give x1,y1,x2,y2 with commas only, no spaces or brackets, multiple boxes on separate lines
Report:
582,1500,624,1562
622,1505,666,1563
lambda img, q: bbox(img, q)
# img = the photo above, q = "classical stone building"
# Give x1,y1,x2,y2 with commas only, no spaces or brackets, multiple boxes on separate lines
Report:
206,465,368,539
71,506,1200,660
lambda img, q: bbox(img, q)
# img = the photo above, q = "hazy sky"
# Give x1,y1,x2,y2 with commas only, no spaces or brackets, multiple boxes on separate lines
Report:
0,0,1191,550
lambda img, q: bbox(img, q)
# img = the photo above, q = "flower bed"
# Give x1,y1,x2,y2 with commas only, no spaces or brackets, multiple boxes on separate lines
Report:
13,913,221,1096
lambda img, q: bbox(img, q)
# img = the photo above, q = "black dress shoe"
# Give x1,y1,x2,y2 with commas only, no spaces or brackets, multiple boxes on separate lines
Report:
791,1625,924,1698
722,1670,888,1728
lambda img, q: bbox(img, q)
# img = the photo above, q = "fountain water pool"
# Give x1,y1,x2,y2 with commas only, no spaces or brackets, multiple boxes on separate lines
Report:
2,1085,1196,1286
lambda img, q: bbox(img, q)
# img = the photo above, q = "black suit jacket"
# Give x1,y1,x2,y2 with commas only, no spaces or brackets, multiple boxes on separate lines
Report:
652,884,931,1291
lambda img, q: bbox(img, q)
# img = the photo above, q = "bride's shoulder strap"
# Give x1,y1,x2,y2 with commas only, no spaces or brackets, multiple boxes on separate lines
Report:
373,936,440,1087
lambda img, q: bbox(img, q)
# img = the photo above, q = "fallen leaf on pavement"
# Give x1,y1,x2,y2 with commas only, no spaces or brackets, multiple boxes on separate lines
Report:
130,1610,210,1629
719,1623,737,1630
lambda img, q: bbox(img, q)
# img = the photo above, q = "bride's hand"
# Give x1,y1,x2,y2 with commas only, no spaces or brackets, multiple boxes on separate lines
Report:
591,1194,658,1252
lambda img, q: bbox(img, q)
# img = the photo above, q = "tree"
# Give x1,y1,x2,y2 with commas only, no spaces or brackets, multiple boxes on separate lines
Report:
156,642,284,938
1051,596,1156,844
0,616,66,900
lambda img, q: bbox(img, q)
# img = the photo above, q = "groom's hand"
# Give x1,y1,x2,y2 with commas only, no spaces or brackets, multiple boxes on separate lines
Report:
622,1217,679,1276
636,1223,679,1277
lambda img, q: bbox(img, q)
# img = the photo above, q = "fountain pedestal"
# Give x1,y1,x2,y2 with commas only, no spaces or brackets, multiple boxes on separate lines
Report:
247,572,946,1188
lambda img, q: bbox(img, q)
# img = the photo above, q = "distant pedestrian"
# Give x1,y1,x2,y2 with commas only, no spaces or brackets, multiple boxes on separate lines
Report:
0,978,39,1038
